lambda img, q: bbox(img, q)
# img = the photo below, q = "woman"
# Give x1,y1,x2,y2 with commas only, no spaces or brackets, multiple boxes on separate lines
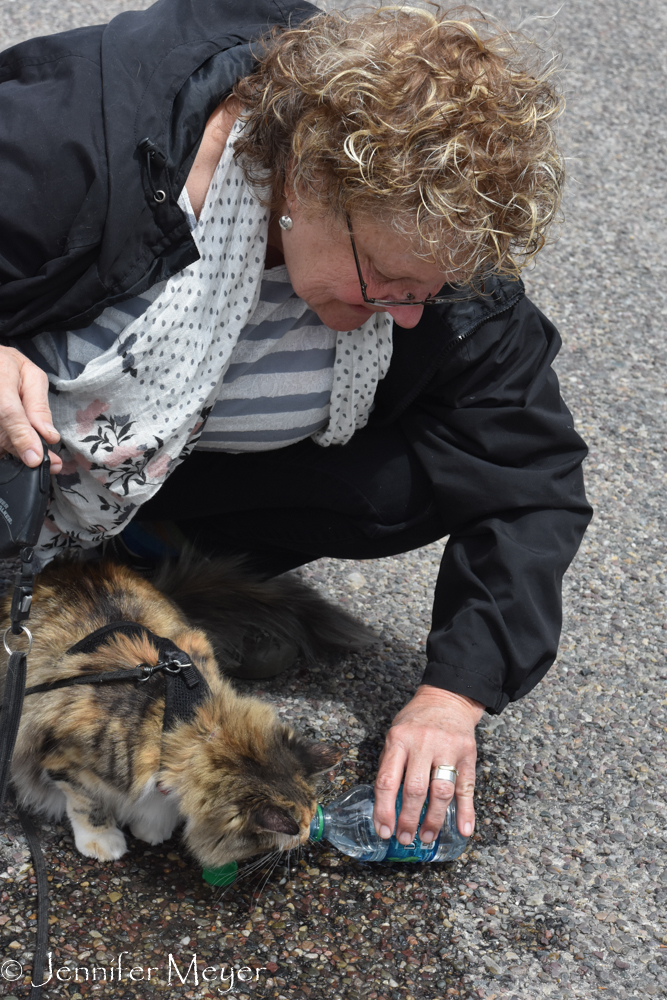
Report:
0,1,590,851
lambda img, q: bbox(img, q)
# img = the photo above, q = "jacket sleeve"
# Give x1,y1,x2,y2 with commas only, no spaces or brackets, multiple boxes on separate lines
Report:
0,27,115,340
400,294,591,713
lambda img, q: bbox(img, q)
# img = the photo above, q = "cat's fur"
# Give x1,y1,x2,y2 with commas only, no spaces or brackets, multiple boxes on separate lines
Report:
151,550,375,670
0,557,373,865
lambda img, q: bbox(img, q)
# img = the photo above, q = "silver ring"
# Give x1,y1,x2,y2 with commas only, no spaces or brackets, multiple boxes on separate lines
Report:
431,764,458,783
3,625,33,656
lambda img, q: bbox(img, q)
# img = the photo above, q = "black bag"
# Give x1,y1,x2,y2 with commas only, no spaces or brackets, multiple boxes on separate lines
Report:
0,445,50,558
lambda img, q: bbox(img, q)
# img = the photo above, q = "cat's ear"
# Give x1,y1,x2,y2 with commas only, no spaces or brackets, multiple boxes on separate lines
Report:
252,805,300,836
300,742,344,775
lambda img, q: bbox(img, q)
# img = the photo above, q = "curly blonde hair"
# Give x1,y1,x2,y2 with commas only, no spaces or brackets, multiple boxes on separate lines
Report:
233,4,565,281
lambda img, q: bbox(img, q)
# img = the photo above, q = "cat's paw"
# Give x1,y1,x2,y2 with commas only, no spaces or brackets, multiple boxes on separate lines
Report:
128,793,180,844
129,819,168,845
73,825,127,861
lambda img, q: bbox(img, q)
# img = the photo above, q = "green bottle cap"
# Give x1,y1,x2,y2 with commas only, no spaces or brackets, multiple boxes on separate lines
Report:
202,861,238,886
309,803,325,842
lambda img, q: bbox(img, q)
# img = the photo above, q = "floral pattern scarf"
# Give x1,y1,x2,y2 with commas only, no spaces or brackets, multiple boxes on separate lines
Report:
36,122,393,565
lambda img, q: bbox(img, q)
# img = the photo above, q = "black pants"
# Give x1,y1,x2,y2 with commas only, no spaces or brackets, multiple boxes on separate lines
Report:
138,423,446,576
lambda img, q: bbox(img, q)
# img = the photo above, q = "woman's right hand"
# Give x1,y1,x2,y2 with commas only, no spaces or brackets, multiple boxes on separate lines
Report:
0,345,62,473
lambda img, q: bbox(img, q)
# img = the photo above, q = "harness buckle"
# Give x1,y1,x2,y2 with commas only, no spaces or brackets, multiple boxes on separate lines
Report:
162,658,184,675
138,663,159,683
3,624,33,656
136,657,185,681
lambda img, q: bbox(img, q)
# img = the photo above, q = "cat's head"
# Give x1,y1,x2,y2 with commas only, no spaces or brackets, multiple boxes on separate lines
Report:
161,690,342,867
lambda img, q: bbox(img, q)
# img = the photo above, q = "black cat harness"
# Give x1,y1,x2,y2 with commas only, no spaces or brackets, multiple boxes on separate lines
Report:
2,619,212,729
35,619,211,730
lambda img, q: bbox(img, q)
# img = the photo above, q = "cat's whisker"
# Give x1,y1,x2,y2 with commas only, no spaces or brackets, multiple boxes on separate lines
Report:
228,849,281,896
256,859,282,908
283,846,294,885
212,875,237,905
256,849,282,875
253,850,282,907
251,850,282,887
213,848,283,907
239,850,280,879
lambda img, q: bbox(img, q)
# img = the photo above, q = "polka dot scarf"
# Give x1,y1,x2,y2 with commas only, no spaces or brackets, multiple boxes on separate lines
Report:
36,120,393,562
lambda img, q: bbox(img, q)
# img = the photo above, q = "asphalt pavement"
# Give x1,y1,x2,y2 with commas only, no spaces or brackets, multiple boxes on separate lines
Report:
1,2,666,999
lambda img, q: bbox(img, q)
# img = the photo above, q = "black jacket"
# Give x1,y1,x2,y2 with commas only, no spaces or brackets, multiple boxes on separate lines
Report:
0,0,591,713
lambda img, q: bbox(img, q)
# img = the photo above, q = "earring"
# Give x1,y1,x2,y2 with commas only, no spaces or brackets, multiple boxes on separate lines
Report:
278,215,293,231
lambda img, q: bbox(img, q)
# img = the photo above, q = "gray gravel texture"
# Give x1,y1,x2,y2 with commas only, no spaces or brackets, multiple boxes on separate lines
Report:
1,1,667,999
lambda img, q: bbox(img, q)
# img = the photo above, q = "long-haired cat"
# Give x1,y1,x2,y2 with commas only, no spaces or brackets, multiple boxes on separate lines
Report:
0,556,374,866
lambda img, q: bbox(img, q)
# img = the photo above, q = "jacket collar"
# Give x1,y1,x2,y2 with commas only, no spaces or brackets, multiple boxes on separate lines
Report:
371,275,525,425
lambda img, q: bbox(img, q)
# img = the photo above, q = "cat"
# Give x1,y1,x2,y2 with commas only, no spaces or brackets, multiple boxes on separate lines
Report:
0,556,374,866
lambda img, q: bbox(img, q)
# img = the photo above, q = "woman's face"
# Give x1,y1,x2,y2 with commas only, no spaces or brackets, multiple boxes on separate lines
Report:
271,201,458,332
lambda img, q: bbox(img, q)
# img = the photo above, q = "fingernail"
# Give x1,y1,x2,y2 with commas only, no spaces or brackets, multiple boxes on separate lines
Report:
398,831,412,846
23,449,40,465
379,825,391,839
421,830,434,844
463,822,473,836
45,423,58,436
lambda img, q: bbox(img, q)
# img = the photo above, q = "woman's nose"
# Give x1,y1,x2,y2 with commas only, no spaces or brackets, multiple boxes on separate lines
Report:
384,303,426,328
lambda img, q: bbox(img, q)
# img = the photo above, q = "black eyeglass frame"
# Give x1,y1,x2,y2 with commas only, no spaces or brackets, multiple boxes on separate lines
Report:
345,214,452,307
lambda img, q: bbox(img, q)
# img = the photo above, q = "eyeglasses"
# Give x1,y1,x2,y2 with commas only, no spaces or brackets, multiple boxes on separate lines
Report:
346,214,452,307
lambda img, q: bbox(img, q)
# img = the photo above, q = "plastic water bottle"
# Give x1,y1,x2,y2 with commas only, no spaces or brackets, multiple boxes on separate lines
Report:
309,783,469,862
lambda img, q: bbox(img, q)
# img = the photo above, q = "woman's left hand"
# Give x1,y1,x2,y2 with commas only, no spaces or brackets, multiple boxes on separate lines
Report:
372,685,485,846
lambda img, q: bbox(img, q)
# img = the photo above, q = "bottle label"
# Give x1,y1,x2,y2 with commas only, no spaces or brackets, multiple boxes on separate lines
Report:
383,789,439,862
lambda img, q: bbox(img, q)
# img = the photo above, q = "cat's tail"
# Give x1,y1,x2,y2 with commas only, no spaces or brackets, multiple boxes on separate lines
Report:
152,552,378,671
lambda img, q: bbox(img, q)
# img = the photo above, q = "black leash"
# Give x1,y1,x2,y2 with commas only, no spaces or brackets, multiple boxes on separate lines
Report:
12,791,49,998
1,553,47,999
0,444,49,815
0,650,28,806
0,442,46,998
0,547,36,802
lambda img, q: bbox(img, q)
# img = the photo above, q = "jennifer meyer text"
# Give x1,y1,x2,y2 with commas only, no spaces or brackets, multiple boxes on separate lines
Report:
1,951,269,992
